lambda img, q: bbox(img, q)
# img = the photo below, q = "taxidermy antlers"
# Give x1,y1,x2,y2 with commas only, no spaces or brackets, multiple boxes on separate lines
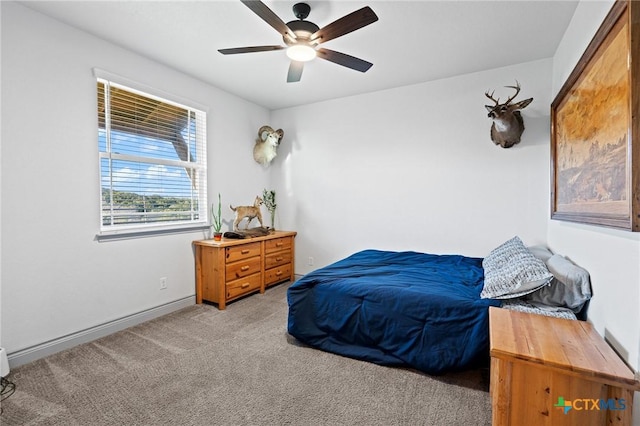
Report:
253,125,284,166
484,81,533,148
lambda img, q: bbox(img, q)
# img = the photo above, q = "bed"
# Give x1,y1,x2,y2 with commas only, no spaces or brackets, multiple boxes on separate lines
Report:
287,236,592,375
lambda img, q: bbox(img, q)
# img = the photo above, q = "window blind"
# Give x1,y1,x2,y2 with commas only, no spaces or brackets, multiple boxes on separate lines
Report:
97,78,207,235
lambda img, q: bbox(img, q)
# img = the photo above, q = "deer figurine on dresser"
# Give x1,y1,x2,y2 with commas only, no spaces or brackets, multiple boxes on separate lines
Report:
484,81,533,148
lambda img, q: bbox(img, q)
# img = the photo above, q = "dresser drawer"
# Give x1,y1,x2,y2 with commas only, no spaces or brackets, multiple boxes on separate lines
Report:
226,256,261,281
226,273,261,300
265,237,292,253
265,250,291,269
225,242,261,263
265,263,292,286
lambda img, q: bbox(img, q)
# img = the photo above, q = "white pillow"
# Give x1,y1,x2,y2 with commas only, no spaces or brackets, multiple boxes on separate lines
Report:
480,236,553,299
527,245,554,262
525,254,592,313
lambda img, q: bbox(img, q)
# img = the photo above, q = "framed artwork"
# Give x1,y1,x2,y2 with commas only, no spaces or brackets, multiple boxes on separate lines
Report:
551,0,639,231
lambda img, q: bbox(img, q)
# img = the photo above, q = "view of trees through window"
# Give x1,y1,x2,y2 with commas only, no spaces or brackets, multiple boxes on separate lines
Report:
97,79,207,230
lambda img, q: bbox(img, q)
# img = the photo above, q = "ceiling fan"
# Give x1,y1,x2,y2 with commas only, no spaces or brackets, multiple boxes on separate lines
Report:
219,1,379,83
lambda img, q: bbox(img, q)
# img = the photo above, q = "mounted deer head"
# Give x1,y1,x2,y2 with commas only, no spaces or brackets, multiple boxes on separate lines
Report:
484,81,533,148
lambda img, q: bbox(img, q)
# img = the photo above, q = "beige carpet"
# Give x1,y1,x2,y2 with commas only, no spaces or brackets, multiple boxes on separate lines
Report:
1,282,491,425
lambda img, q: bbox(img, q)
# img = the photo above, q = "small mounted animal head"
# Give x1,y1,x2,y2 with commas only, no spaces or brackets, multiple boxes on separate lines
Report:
484,81,533,148
253,125,284,166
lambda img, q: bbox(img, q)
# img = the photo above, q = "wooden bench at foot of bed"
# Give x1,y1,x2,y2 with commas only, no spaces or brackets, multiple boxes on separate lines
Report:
489,307,640,426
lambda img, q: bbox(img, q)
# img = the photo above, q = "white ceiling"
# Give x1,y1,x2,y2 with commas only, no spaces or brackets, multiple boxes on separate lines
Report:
21,0,579,110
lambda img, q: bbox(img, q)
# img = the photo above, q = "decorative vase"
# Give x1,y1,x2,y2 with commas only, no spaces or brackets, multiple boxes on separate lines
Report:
269,210,276,230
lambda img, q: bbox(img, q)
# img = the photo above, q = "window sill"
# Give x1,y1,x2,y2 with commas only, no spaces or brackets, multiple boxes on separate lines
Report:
96,224,209,242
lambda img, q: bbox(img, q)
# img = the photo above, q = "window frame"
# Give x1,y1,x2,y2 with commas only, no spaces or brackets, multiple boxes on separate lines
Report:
94,69,208,239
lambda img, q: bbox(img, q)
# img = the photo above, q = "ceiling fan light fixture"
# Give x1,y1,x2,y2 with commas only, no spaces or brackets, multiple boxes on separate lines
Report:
220,1,379,82
286,44,316,62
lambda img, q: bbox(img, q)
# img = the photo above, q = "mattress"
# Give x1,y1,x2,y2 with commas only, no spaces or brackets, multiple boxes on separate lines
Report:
287,249,501,374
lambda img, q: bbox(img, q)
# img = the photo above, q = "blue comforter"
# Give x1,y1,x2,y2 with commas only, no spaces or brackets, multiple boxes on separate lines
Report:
287,249,500,375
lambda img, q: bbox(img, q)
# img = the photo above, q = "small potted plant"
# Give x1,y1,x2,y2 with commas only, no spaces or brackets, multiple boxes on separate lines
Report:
263,188,276,230
210,193,223,241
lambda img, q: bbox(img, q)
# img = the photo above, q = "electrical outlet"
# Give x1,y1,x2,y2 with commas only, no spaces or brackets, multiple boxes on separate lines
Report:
308,257,314,266
160,277,168,290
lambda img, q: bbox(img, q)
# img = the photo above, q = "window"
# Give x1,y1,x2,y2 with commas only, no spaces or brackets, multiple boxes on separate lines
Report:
97,74,207,236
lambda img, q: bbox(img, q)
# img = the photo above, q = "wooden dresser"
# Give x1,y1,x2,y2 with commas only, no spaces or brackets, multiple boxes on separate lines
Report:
193,231,296,310
489,307,640,425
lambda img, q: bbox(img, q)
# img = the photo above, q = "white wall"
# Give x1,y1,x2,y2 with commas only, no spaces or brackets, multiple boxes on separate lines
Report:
271,59,552,275
0,2,271,357
550,0,640,374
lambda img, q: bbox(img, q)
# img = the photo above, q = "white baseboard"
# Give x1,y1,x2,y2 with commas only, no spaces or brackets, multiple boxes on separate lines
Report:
7,296,195,369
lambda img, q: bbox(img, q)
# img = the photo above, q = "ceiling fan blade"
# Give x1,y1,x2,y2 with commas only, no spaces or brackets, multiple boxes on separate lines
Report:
218,45,285,55
311,6,378,44
316,48,373,73
287,61,304,83
240,0,296,39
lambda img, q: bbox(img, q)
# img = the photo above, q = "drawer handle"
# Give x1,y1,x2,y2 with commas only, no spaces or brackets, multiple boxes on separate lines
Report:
241,249,250,254
241,282,250,289
276,270,283,276
276,242,284,247
241,265,250,271
276,257,283,261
